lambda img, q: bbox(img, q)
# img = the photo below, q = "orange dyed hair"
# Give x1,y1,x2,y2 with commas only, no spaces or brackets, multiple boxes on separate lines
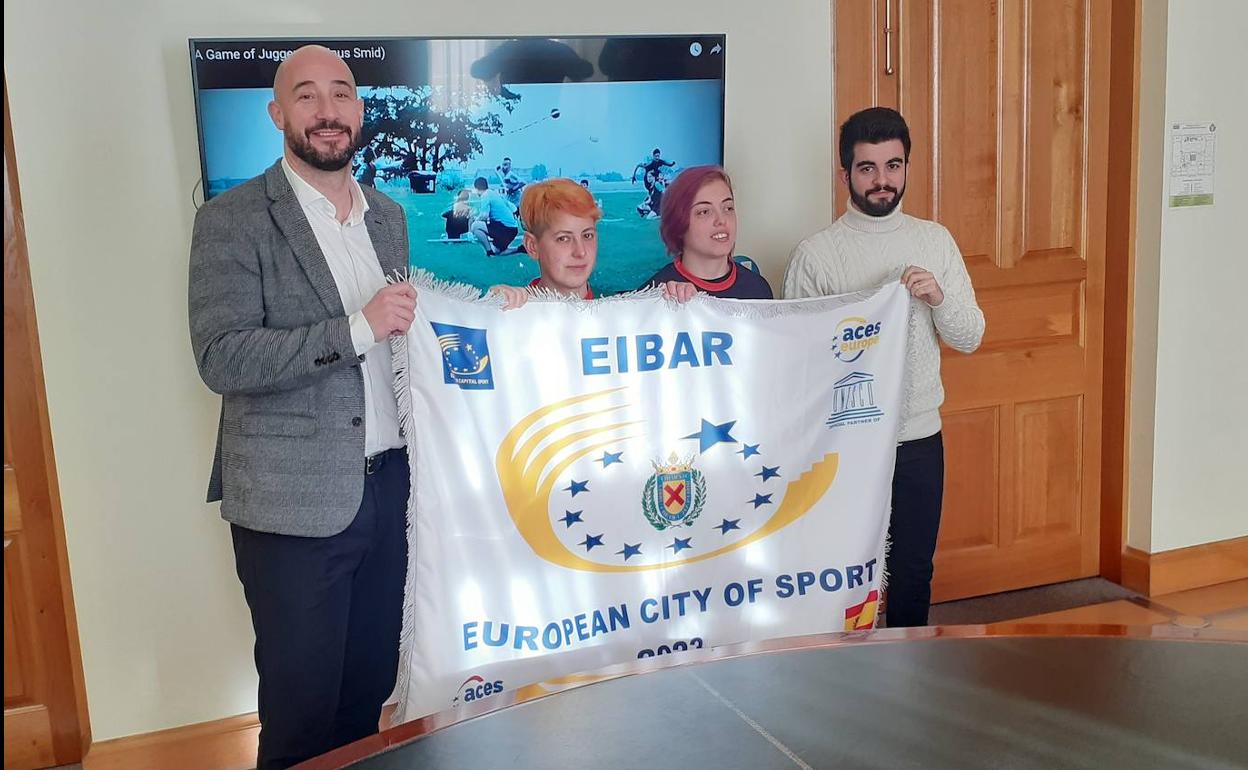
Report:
520,178,602,237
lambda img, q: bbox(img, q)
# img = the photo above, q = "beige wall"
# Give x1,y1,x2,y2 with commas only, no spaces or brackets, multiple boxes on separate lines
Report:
1128,0,1248,553
4,0,832,741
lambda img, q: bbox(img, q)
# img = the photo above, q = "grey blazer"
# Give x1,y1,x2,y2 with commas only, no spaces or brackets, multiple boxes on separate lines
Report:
188,160,409,537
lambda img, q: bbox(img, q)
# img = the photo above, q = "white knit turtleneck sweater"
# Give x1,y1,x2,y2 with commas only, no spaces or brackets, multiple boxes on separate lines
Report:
783,206,985,441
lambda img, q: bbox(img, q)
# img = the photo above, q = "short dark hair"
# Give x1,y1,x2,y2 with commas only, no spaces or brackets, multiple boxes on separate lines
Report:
652,148,661,155
838,107,911,170
473,176,489,190
503,156,511,162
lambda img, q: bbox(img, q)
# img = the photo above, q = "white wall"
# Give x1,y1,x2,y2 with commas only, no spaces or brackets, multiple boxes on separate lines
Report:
1126,0,1169,554
3,0,833,740
1144,0,1248,552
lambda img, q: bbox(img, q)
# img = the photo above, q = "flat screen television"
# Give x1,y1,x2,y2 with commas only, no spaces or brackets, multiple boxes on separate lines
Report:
190,35,726,294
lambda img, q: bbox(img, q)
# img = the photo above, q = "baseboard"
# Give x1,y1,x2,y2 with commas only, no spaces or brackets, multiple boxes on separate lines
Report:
1121,536,1248,596
1120,546,1151,594
83,713,258,770
79,704,399,770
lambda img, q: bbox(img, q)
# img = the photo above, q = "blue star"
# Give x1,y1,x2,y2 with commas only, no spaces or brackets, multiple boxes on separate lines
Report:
580,533,604,551
617,543,642,560
682,419,738,453
738,443,761,460
564,479,589,496
599,451,624,467
559,510,584,528
717,518,742,534
669,537,693,554
755,465,781,482
751,493,774,509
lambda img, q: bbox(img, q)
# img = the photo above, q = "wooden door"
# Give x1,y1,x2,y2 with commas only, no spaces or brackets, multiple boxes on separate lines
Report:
4,79,88,768
834,0,1109,601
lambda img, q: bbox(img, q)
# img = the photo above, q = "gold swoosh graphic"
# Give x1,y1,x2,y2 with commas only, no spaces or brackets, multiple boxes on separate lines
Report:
496,388,838,573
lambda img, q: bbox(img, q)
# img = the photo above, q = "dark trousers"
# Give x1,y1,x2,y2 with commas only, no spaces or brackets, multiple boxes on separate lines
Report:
231,449,410,770
885,432,944,628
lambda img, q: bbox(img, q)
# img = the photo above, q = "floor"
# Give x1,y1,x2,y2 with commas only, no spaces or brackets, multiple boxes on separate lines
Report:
930,577,1248,633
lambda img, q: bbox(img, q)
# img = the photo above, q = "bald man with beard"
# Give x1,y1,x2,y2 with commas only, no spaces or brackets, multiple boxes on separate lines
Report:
188,45,417,769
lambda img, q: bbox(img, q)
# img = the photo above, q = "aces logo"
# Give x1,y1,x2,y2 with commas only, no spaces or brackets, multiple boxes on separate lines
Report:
831,317,883,363
450,675,505,708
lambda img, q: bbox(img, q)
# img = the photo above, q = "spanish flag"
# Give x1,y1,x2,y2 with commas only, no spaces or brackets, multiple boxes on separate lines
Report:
844,589,880,630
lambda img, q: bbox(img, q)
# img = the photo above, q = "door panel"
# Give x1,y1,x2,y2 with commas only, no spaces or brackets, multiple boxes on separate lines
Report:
834,0,1109,600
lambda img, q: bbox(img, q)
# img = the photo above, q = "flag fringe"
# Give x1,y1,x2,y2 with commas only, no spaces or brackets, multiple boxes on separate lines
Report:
389,313,420,726
390,268,896,320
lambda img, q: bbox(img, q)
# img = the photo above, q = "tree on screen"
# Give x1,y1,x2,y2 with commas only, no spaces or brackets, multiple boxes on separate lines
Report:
360,85,520,181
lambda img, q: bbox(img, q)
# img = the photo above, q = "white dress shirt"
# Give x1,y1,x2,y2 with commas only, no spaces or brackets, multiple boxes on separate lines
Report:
282,159,403,456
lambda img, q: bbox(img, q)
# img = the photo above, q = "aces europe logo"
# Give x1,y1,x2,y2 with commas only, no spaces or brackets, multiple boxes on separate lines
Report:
830,316,883,363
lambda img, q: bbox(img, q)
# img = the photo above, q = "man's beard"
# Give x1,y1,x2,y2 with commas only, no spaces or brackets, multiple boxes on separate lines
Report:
285,120,361,172
850,182,905,217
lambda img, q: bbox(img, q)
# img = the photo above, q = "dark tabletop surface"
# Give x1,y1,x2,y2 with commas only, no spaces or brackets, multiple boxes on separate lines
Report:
325,634,1248,770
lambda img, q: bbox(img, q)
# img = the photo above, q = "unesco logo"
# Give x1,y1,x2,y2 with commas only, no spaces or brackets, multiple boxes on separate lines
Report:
826,372,884,429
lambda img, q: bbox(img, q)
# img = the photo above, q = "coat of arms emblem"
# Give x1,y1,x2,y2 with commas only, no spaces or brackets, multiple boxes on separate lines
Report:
642,453,706,531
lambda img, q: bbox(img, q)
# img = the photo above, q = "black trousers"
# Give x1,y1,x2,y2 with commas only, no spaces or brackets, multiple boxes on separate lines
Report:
231,449,410,770
885,432,944,628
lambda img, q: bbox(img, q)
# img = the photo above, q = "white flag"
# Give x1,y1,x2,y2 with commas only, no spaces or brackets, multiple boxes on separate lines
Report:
393,279,910,721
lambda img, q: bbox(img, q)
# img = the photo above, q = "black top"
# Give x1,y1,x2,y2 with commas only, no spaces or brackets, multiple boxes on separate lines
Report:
644,259,774,299
641,157,676,175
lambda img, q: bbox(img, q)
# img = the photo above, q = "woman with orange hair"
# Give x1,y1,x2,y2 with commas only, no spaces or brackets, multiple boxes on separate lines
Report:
491,177,602,307
490,177,707,308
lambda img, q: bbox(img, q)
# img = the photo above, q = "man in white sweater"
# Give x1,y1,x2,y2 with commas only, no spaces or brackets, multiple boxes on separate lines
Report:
783,107,985,627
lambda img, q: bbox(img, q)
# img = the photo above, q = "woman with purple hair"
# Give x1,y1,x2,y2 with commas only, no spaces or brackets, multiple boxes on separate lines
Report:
642,165,773,299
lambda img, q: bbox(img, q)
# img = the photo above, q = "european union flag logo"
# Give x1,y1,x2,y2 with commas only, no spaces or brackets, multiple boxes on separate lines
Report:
431,322,494,390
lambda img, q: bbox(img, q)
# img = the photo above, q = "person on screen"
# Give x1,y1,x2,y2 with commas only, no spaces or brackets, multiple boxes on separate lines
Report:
470,175,521,255
580,178,605,211
646,169,668,219
641,165,772,300
632,147,676,187
783,107,985,628
357,145,378,188
442,189,473,239
496,157,526,206
489,178,601,308
187,45,416,770
633,148,676,217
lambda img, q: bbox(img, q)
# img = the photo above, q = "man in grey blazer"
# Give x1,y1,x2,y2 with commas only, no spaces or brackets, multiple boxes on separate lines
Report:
188,45,417,770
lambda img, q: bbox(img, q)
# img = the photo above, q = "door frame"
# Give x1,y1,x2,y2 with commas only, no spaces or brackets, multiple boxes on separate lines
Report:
4,73,92,764
1098,0,1144,584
